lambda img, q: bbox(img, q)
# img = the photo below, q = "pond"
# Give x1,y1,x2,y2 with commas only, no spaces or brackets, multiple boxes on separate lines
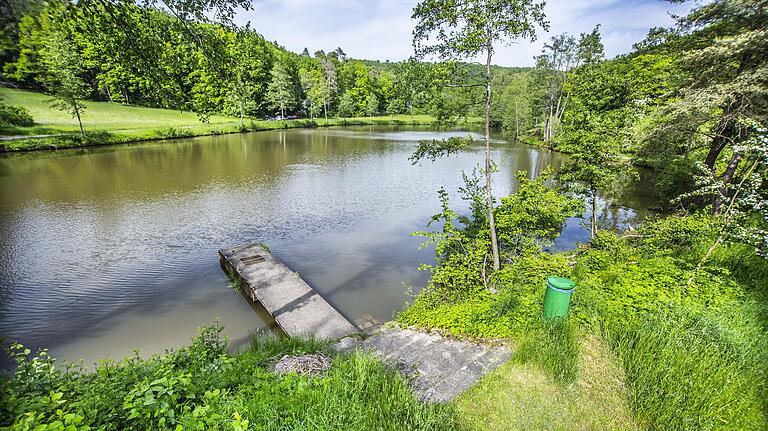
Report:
0,126,658,368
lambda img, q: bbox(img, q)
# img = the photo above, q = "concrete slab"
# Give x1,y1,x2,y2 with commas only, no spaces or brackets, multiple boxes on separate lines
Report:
358,325,512,403
219,243,358,340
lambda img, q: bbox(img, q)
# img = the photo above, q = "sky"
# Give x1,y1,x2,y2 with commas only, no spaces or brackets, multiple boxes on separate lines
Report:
236,0,693,67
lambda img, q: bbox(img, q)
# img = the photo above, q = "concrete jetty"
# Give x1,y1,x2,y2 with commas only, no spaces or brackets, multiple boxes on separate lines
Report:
219,243,358,340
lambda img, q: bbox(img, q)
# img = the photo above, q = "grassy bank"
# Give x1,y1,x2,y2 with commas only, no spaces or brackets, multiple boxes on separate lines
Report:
1,327,457,430
399,213,768,430
0,87,459,152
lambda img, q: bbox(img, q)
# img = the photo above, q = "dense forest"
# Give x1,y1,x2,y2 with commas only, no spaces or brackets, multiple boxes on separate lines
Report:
0,0,487,123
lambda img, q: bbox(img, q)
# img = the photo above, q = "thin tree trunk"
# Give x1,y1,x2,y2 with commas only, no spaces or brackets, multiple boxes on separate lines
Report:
704,127,729,171
558,91,571,123
552,75,566,138
239,98,244,127
688,158,759,286
712,152,742,215
514,99,520,141
106,86,113,103
591,187,597,239
485,41,500,272
74,102,84,138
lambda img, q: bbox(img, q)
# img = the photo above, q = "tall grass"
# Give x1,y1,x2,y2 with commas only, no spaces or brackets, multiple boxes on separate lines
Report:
247,353,458,430
514,318,579,384
607,305,767,431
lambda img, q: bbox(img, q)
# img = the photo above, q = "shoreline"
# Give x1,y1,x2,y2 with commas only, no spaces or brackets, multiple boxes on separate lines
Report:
0,116,481,154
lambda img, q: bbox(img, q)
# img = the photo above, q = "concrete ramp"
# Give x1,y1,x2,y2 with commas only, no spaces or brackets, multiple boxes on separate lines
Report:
334,325,512,403
219,243,358,340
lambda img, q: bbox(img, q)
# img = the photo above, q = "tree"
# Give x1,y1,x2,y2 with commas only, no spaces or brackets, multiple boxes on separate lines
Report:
557,63,633,238
337,91,355,118
0,0,42,70
318,55,337,119
42,31,89,137
337,61,374,116
299,67,331,119
266,62,296,118
493,72,532,140
536,26,604,143
413,169,580,294
365,93,379,117
411,0,548,271
220,26,273,124
682,119,768,285
648,0,768,215
332,47,347,62
558,131,624,238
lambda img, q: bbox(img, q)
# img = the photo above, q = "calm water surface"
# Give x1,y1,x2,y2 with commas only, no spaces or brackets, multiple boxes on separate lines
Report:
0,126,657,368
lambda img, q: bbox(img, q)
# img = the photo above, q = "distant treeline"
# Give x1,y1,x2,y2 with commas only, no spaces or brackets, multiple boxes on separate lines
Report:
0,0,511,122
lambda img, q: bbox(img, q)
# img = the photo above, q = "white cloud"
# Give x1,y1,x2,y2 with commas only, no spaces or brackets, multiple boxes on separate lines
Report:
235,0,692,66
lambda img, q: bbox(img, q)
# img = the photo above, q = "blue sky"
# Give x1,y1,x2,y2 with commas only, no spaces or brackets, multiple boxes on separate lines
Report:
237,0,692,66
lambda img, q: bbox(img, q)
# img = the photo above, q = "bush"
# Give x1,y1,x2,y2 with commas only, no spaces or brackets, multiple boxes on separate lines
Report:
0,102,34,127
638,214,718,257
1,326,457,430
398,252,570,339
655,157,708,207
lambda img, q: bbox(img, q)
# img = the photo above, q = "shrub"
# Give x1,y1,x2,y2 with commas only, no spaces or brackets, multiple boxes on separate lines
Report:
638,214,718,257
1,326,457,430
0,102,34,127
398,252,570,339
655,157,707,206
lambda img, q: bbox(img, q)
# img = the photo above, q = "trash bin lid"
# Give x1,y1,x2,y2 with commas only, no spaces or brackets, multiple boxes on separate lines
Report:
547,276,575,290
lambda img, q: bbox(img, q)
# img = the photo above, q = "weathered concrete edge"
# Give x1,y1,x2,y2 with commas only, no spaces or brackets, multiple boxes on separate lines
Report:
218,243,359,341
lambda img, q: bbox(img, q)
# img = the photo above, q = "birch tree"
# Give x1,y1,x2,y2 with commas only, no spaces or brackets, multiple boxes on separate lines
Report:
537,26,604,143
411,0,548,271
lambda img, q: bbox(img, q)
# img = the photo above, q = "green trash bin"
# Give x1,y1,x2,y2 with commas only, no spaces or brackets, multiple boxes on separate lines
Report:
542,276,576,319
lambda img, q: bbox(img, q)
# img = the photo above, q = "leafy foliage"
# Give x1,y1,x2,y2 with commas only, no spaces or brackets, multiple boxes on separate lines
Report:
408,136,474,164
0,101,33,127
401,171,579,337
1,325,458,430
403,210,768,430
495,171,583,259
411,0,547,60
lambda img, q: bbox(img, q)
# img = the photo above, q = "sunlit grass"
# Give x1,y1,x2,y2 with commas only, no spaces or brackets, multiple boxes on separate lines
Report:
454,334,639,431
0,87,237,135
0,87,458,151
608,305,768,431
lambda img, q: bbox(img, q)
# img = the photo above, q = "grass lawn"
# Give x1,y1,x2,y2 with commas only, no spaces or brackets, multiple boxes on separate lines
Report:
455,335,640,431
1,87,458,151
0,87,237,135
